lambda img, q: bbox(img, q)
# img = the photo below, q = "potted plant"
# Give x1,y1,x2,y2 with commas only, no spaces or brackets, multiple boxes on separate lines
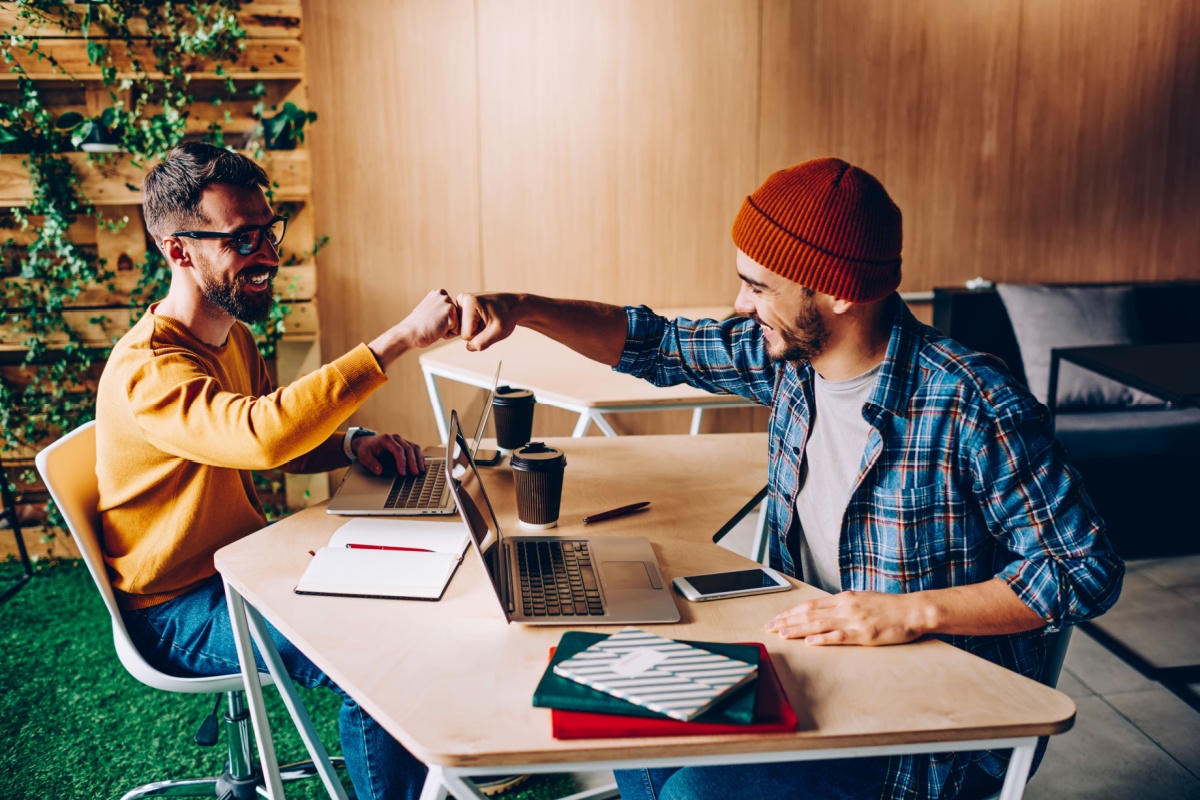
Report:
54,108,123,153
262,102,318,150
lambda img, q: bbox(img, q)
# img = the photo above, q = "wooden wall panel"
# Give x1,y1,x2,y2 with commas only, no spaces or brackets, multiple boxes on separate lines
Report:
302,0,482,444
1006,0,1200,283
302,0,1200,447
759,0,1022,292
477,0,758,306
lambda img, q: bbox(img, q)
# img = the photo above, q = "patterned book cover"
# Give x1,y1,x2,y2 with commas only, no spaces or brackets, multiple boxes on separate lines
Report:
552,627,758,722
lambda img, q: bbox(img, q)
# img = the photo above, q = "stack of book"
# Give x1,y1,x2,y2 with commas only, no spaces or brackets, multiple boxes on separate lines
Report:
533,627,798,739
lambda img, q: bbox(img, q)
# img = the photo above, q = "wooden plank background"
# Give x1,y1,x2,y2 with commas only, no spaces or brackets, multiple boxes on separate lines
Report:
299,0,1200,447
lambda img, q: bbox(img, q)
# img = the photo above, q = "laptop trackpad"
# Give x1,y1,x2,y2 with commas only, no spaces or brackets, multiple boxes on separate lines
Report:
601,561,654,590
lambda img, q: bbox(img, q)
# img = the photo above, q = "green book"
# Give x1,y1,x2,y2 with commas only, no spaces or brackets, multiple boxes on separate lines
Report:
533,631,760,725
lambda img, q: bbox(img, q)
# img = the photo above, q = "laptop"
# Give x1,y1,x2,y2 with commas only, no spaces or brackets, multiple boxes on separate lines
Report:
326,363,502,516
444,409,680,625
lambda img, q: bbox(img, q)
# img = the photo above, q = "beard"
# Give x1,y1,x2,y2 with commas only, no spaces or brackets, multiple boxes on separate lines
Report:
198,259,277,324
755,293,830,363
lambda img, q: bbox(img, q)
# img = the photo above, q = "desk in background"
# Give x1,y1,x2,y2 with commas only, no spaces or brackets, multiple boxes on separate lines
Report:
418,306,760,439
215,434,1074,800
1048,342,1200,416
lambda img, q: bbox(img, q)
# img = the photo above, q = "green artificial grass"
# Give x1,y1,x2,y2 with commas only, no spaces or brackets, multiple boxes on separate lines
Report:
0,560,576,800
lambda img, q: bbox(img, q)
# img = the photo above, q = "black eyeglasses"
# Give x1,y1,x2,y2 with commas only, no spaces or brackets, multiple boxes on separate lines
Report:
171,216,288,256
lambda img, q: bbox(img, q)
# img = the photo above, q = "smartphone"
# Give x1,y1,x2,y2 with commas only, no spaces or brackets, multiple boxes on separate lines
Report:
672,567,791,602
474,448,502,466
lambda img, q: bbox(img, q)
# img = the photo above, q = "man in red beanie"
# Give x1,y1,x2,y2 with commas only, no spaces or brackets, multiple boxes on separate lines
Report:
456,157,1123,800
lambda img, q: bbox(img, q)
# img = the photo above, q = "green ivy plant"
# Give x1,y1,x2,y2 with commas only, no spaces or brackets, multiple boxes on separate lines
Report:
2,1,318,534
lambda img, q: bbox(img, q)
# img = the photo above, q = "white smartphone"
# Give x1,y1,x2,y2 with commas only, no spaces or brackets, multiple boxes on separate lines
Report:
672,567,791,602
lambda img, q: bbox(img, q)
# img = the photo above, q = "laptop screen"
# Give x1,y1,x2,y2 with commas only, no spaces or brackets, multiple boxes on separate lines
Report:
467,362,502,458
446,410,510,617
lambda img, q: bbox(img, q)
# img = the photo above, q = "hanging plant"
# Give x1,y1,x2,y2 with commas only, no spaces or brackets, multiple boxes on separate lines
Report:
2,1,313,532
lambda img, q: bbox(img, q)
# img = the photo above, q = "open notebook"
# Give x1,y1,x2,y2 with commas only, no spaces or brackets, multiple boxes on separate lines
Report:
295,518,470,601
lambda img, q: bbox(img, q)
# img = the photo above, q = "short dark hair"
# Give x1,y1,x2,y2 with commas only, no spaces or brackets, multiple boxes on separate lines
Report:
142,142,270,242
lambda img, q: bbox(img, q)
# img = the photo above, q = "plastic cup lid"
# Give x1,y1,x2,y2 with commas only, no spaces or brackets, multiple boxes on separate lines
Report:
510,441,566,471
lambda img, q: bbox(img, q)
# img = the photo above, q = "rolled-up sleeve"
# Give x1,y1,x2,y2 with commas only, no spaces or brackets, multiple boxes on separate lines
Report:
971,399,1125,629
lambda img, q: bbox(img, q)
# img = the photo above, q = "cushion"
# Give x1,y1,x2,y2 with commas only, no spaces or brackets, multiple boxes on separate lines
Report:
995,284,1160,409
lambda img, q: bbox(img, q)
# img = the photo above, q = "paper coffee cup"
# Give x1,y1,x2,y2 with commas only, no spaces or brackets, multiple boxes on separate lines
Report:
492,387,536,451
510,442,566,529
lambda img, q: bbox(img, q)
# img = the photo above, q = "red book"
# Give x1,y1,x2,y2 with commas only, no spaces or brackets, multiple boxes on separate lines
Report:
550,643,798,739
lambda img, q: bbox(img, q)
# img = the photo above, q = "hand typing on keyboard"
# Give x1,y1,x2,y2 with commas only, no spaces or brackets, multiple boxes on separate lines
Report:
353,432,426,476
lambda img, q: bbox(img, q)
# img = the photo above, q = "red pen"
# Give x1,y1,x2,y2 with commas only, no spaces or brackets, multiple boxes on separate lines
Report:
345,543,434,553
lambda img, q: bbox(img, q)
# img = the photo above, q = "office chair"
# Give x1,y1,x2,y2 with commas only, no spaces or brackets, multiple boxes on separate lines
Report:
0,451,35,603
36,421,342,800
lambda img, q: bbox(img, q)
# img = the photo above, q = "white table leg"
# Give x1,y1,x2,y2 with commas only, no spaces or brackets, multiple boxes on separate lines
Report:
590,412,619,437
243,603,349,800
439,769,490,800
998,741,1037,800
571,412,592,437
689,407,704,435
424,368,449,442
418,765,450,800
224,583,286,799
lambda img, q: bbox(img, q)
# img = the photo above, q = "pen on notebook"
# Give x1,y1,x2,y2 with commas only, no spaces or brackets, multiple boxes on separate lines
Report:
583,501,651,524
345,544,435,553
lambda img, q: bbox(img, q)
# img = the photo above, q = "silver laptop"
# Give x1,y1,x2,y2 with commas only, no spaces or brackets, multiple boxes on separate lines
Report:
327,364,502,516
444,410,680,625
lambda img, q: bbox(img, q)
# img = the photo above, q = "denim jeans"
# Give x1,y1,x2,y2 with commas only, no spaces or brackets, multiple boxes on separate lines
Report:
122,573,427,800
614,757,891,800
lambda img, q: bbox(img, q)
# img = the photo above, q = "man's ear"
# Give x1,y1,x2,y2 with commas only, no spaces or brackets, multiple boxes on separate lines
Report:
829,297,855,316
161,237,193,269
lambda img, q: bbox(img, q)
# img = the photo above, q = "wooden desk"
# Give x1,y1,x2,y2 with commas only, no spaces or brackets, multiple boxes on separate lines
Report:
418,307,760,439
215,434,1074,800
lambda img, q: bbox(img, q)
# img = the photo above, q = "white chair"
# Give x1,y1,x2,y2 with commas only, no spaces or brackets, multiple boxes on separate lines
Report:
37,421,340,800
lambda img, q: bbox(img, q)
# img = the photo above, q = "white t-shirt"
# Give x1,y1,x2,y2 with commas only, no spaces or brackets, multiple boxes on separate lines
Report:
794,364,881,594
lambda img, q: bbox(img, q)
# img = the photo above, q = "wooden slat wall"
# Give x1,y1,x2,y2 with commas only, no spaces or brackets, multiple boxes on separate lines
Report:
301,0,1200,446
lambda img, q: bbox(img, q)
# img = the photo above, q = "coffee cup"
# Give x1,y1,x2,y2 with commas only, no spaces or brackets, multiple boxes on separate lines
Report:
510,442,567,529
491,386,536,451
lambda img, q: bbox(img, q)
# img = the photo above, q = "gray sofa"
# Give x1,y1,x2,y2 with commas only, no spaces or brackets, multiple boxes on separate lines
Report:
933,282,1200,557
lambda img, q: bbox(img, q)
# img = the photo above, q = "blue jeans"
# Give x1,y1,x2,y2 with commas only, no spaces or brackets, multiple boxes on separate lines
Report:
614,758,890,800
122,574,426,800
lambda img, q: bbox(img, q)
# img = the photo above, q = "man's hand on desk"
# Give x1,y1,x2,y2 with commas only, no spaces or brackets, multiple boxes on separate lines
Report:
765,590,933,647
765,579,1047,645
353,433,426,476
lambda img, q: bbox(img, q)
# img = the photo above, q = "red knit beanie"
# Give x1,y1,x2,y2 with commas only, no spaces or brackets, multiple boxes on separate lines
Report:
731,158,903,303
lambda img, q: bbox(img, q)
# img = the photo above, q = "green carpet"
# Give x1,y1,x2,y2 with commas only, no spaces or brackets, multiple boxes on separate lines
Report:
0,560,576,800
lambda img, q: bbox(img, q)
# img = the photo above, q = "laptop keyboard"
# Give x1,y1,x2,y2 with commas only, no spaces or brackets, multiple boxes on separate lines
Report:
384,462,447,509
516,540,604,617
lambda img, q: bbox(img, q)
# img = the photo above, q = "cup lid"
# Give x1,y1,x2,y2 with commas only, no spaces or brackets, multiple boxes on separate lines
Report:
493,386,535,405
510,441,566,471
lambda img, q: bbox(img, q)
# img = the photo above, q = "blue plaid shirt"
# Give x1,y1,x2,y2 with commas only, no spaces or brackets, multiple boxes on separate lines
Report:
615,296,1124,799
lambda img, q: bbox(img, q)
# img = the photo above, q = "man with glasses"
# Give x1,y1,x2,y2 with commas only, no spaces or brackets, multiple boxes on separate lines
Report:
95,142,456,800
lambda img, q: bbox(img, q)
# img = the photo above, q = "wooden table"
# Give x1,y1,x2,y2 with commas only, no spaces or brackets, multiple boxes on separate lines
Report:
215,434,1074,800
418,307,760,439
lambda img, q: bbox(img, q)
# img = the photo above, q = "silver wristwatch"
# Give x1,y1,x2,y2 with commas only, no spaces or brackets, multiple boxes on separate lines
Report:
343,426,376,462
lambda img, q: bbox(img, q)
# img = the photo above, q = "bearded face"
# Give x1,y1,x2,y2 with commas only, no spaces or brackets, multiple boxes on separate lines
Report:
196,251,277,324
753,288,830,363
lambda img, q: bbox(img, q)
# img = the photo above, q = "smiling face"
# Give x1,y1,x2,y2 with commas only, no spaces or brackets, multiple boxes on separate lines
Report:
186,183,279,324
733,249,830,363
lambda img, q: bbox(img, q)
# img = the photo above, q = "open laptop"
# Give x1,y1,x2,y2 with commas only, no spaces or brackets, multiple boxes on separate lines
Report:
327,363,502,516
444,409,680,625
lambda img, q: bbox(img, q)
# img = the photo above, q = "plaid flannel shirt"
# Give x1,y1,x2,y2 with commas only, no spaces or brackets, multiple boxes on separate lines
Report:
615,295,1124,799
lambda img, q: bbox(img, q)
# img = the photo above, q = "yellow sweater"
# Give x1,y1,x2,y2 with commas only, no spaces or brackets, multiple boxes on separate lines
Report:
96,307,388,609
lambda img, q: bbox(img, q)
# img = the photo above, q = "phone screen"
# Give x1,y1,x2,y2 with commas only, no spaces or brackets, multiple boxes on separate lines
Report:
687,568,779,595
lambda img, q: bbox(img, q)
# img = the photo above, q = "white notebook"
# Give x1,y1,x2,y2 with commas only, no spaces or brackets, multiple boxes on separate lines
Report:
295,519,470,601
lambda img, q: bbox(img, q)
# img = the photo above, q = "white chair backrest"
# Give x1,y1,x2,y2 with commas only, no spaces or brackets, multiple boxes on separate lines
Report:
36,421,253,693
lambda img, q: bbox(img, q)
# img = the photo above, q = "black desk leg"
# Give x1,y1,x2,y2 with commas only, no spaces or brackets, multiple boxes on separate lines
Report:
1,468,34,604
1047,351,1061,417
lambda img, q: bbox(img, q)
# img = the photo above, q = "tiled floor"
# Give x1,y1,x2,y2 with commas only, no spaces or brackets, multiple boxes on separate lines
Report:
564,521,1200,799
